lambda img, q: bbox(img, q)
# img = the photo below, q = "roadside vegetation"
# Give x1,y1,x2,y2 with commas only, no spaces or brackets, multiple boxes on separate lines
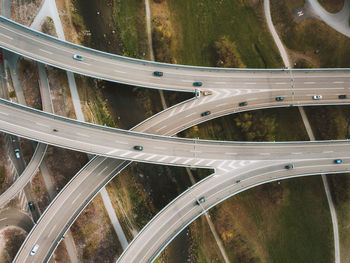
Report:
0,227,27,262
40,17,58,38
270,0,350,67
318,0,345,13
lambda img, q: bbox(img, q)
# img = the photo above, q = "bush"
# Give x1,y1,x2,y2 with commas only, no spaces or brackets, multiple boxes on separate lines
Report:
152,28,173,63
215,36,244,68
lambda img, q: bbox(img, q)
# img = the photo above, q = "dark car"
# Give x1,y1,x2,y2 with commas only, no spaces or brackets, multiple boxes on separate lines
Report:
285,164,294,170
334,159,343,164
153,71,163,77
201,111,211,117
238,101,247,107
275,97,284,101
196,197,206,205
28,202,35,211
133,145,144,151
338,95,347,99
193,82,203,87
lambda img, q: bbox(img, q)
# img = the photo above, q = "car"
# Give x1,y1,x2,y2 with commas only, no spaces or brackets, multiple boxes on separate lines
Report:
73,54,83,61
236,180,241,183
30,244,39,256
334,159,343,164
275,97,284,101
202,91,213,96
238,101,247,107
201,111,211,117
285,164,294,170
193,82,203,87
312,95,322,100
196,197,206,205
338,95,347,99
153,71,163,77
28,201,35,211
53,129,58,132
14,149,20,159
133,145,144,151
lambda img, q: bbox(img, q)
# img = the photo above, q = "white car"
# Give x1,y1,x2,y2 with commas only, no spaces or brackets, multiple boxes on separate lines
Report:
14,149,20,159
30,244,39,256
73,54,83,61
312,95,322,100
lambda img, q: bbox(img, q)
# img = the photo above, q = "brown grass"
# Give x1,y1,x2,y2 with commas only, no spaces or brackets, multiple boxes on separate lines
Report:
318,0,345,13
12,0,42,26
0,134,13,195
0,227,27,262
30,170,51,212
52,241,71,263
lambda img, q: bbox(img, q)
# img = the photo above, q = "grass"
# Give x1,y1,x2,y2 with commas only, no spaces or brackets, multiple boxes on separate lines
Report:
318,0,345,13
270,0,350,67
165,0,283,68
113,0,149,58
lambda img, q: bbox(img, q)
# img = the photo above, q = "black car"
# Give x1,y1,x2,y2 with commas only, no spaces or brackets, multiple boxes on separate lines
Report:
153,71,163,77
285,164,294,170
193,82,203,87
239,101,247,107
338,95,347,99
196,197,206,205
275,97,284,101
334,159,343,164
201,111,211,117
28,201,35,211
133,145,144,151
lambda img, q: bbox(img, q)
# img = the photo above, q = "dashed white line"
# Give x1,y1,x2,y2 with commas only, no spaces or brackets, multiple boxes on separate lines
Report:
333,81,344,84
39,48,53,55
244,82,256,85
274,82,287,84
214,82,226,84
0,32,13,40
323,151,334,154
292,152,302,155
76,132,90,138
225,152,237,155
35,122,50,128
190,150,202,153
80,62,91,66
155,125,167,132
0,112,9,116
215,103,228,108
181,80,193,83
0,218,7,221
114,69,126,74
304,82,315,84
115,141,128,145
72,193,82,204
259,153,270,156
185,112,196,118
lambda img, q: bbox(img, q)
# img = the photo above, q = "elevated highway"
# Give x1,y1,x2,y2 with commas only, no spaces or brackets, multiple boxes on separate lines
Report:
0,17,349,93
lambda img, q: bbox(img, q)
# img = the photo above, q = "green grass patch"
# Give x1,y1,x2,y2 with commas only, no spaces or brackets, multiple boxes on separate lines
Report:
166,0,282,67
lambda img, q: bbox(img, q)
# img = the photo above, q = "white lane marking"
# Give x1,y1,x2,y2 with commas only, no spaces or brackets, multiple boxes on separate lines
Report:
35,122,50,128
48,225,57,237
134,153,145,159
0,112,9,116
304,82,315,84
120,151,132,157
39,48,53,55
333,81,344,84
0,32,13,40
145,154,157,161
182,158,193,164
170,157,181,163
225,152,237,155
190,150,202,153
80,62,91,66
185,112,196,118
114,69,126,74
72,193,82,204
274,82,287,84
292,152,302,155
155,125,167,132
0,218,7,221
193,159,204,165
323,151,334,154
107,149,121,155
244,82,256,85
154,146,166,150
207,160,216,166
259,153,271,156
214,82,226,84
181,80,193,83
76,132,90,138
115,141,128,145
215,103,228,108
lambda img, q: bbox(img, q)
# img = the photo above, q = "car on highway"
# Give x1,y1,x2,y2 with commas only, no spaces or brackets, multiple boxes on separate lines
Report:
30,244,39,256
202,91,213,96
73,54,83,61
133,145,144,151
28,201,35,211
312,95,322,100
201,111,211,117
196,197,206,205
14,149,20,159
334,159,343,164
285,164,294,170
236,180,241,183
193,82,203,87
239,101,247,107
153,71,163,77
275,97,284,101
338,95,347,99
